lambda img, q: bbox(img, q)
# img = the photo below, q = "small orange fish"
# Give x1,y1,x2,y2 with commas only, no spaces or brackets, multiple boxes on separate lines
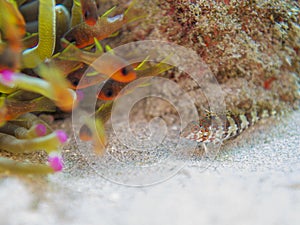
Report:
97,61,174,101
68,59,173,102
62,0,142,48
79,101,112,142
92,53,137,83
79,117,107,155
79,59,167,148
59,42,137,83
79,124,93,141
80,0,98,26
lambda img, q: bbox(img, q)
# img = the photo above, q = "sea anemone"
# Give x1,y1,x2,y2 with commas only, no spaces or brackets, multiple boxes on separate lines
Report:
0,0,156,174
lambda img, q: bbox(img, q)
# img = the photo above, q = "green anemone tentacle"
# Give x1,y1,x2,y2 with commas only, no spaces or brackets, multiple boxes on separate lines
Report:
0,158,55,174
21,0,56,68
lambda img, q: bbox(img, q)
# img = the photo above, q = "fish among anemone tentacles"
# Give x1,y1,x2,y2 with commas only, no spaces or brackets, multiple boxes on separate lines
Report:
59,40,137,83
0,0,147,174
63,0,145,48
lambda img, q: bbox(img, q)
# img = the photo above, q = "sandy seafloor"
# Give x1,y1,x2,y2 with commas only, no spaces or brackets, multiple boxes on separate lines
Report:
0,109,299,225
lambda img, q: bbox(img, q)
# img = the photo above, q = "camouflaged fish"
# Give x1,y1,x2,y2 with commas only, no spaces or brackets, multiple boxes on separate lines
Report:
181,107,279,144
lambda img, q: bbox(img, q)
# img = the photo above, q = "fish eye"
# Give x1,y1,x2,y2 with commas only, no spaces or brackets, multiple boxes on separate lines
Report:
121,67,129,76
72,79,79,86
84,10,90,19
104,88,114,97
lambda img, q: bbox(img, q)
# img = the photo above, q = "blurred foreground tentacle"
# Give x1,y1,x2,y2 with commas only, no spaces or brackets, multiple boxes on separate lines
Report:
0,157,56,175
0,122,47,139
12,113,52,135
0,130,68,154
0,69,77,111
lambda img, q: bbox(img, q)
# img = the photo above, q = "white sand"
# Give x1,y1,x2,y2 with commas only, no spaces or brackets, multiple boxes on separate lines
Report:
0,110,299,225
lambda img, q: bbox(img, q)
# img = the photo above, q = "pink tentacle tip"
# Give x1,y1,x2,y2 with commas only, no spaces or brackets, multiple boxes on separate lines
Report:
0,69,15,85
35,124,47,136
48,155,64,172
56,130,68,143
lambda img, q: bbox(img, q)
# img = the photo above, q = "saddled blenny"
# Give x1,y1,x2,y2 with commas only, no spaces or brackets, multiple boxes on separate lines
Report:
181,107,281,145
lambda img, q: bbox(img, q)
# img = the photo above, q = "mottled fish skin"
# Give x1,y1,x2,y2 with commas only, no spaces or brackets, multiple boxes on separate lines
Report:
181,108,279,144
